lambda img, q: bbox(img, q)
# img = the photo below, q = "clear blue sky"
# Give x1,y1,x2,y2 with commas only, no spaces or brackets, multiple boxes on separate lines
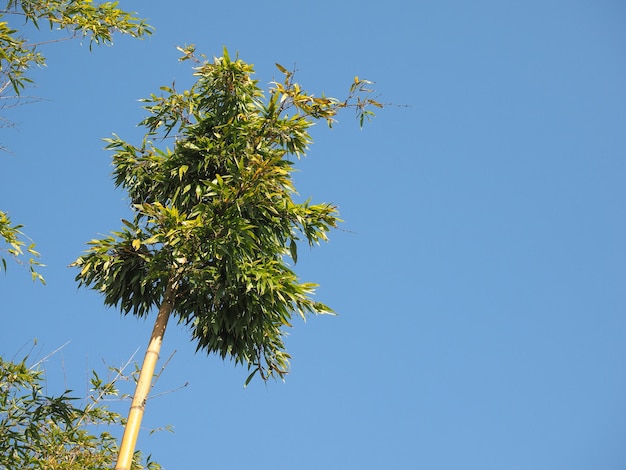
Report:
2,1,626,469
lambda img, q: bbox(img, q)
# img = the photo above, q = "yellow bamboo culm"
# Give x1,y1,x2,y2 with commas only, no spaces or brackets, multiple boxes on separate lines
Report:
115,281,176,470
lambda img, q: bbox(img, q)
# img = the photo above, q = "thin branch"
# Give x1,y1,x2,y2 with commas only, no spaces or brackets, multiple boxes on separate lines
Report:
148,381,189,400
74,347,142,428
24,35,78,48
151,349,176,388
30,341,71,370
0,81,11,96
10,338,39,362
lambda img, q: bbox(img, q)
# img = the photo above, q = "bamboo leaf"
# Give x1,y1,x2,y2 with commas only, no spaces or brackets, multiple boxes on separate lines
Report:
244,369,258,388
289,239,298,264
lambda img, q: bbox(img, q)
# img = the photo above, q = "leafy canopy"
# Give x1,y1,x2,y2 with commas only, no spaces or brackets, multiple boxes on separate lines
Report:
0,353,161,469
0,0,152,95
0,211,43,282
73,46,381,383
0,0,152,279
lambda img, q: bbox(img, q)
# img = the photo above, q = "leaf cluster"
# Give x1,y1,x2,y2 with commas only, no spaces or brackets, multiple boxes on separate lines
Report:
0,0,152,278
0,354,161,469
0,210,44,283
0,0,153,94
73,47,381,383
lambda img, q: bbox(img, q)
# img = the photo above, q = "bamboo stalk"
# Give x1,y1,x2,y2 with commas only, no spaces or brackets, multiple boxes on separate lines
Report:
115,280,176,470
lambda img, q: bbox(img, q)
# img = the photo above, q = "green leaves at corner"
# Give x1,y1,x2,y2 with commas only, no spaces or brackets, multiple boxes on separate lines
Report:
0,1,153,98
0,210,44,283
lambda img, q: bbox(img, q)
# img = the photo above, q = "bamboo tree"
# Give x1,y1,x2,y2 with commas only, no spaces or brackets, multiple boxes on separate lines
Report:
72,46,381,470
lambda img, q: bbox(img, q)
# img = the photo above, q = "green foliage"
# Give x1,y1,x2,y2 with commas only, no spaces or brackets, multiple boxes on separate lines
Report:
0,0,152,278
0,353,161,469
0,0,153,94
0,210,44,283
73,47,381,383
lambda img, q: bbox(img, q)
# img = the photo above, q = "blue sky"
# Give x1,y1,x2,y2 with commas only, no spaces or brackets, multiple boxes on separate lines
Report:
2,1,626,468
